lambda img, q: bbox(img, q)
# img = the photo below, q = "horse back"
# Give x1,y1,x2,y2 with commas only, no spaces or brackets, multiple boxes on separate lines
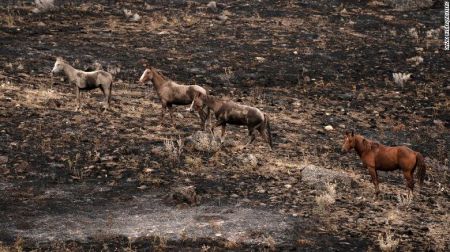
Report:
374,145,416,171
161,82,193,105
218,102,263,126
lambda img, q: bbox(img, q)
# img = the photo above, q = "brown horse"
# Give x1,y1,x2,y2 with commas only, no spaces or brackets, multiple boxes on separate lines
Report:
138,67,209,129
190,93,273,149
341,131,426,196
51,57,113,111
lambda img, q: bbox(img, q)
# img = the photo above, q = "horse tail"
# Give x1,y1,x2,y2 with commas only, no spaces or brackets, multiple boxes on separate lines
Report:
415,152,426,186
264,114,273,150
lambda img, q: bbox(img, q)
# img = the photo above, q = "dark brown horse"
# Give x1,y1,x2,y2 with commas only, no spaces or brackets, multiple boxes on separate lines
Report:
139,67,209,129
341,131,426,196
190,93,273,149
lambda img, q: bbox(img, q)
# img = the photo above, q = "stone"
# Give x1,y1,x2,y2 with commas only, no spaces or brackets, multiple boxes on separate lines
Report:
207,1,217,9
324,125,334,131
236,154,258,168
171,185,199,205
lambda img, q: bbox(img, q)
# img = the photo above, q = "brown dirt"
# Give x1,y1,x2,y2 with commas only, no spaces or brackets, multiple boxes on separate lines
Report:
0,0,449,251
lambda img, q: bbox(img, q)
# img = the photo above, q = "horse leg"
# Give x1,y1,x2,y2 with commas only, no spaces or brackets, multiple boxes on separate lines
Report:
199,108,206,131
160,103,167,124
104,84,111,110
257,126,269,147
245,126,257,147
167,105,175,128
99,86,108,112
403,169,415,197
220,124,226,143
75,87,81,111
210,120,223,136
368,166,380,197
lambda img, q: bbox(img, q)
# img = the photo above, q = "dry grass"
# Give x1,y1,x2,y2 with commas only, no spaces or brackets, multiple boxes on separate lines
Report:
392,73,411,88
396,193,412,207
406,56,424,66
13,237,24,252
224,239,238,249
3,14,15,27
0,243,11,252
385,209,403,225
200,244,210,251
263,235,276,251
164,137,184,167
153,234,167,252
185,155,203,170
315,183,337,212
377,230,399,252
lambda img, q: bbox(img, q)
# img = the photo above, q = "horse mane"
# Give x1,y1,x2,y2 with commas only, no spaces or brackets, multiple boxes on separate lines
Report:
150,67,168,80
358,135,380,151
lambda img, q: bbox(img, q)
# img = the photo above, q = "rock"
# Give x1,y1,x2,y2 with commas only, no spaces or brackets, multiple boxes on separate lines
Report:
406,56,423,66
301,164,355,189
143,168,153,173
236,154,258,168
170,185,199,205
255,57,266,63
337,93,353,100
187,68,206,74
433,119,444,127
131,13,141,22
123,9,133,18
207,1,217,9
217,15,228,21
0,156,8,164
138,185,147,190
324,125,334,131
185,131,221,152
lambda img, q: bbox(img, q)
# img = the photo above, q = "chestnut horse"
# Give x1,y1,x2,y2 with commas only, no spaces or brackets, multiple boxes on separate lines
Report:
341,131,426,196
139,67,209,129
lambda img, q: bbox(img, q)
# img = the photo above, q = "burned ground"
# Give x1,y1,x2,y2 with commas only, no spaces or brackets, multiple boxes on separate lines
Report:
0,0,449,251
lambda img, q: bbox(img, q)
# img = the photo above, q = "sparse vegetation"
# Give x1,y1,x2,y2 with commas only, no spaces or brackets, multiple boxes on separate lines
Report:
377,230,399,252
0,0,447,251
392,73,411,87
396,193,412,207
164,136,184,168
315,183,337,212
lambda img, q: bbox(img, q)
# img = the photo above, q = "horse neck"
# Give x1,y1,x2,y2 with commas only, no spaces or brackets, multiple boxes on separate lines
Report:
354,135,369,157
151,70,167,90
62,63,78,82
203,95,222,112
